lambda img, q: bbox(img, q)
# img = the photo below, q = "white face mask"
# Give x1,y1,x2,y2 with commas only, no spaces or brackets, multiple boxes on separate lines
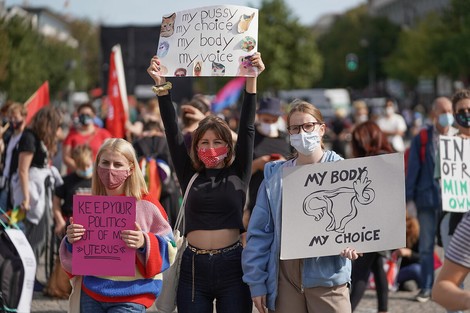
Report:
289,131,321,155
386,107,395,116
258,122,278,137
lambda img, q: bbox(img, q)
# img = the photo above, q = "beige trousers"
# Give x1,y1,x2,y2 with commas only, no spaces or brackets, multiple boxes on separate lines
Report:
270,259,351,313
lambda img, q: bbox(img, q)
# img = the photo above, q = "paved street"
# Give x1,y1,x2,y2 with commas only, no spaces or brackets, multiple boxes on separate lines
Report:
31,248,466,313
30,287,458,313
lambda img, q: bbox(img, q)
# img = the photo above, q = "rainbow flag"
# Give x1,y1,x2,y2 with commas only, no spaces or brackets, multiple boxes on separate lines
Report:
211,77,246,113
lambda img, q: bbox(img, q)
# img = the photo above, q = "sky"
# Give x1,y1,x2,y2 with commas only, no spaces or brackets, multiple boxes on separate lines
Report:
5,0,366,26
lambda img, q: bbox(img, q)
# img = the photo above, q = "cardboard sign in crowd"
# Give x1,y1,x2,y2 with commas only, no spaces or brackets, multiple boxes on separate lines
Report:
440,136,470,213
156,5,259,77
281,153,406,259
72,195,136,276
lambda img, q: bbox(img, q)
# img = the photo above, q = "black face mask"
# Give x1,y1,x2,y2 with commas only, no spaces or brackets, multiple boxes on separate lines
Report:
78,114,93,126
10,120,24,130
455,111,470,129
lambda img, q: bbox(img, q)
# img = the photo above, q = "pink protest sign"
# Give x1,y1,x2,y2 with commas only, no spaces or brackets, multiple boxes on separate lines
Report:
72,195,136,276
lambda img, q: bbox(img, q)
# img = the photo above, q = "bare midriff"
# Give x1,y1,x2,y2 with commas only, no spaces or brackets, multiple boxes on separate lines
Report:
187,229,240,249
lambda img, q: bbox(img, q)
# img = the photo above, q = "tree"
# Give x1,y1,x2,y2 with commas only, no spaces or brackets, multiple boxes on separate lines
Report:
316,6,400,90
257,0,323,93
385,13,444,85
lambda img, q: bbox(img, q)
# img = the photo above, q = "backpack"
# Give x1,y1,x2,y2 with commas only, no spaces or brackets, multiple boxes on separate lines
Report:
404,128,428,175
0,228,25,313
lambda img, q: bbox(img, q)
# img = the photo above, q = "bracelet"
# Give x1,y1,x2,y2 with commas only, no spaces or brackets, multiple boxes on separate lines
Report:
152,81,172,96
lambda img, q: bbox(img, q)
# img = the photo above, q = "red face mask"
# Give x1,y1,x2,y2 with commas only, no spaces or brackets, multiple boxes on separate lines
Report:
197,146,228,168
97,166,130,190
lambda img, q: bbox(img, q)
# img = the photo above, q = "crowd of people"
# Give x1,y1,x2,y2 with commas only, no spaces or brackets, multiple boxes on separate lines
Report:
0,52,469,313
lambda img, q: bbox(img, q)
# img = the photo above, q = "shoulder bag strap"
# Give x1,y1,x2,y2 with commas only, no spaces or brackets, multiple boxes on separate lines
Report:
174,173,199,233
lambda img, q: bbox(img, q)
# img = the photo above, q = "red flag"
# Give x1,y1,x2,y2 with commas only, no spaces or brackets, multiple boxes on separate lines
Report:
24,81,50,125
105,45,129,138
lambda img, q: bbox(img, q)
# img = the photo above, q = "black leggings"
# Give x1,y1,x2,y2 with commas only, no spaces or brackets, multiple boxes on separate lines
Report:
350,252,388,312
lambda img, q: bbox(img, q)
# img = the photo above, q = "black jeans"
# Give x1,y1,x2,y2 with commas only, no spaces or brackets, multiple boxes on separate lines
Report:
176,244,252,313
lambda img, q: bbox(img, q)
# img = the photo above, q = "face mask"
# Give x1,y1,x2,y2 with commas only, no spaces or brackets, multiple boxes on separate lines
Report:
438,113,454,128
76,166,93,178
10,120,23,130
386,107,394,116
197,146,228,168
290,131,321,156
97,166,130,190
357,114,368,123
258,122,278,137
79,114,94,126
455,111,470,128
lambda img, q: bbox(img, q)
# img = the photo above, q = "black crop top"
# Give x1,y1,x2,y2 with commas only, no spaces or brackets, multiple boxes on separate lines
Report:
158,91,256,235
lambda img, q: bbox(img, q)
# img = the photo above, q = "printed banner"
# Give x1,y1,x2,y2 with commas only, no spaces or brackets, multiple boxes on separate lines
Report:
440,136,470,212
156,5,259,77
72,195,136,276
281,153,406,259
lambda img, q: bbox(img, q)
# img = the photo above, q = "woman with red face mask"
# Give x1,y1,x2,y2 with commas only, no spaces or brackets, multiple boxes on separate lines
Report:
147,53,264,313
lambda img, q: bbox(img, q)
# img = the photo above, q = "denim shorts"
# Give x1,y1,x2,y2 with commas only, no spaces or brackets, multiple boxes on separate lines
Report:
176,242,252,313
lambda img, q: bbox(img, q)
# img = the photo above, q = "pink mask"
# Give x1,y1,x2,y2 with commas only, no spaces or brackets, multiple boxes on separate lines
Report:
197,146,228,168
97,166,130,190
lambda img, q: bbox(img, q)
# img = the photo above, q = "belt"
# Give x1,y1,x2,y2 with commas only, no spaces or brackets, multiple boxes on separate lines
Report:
187,241,241,255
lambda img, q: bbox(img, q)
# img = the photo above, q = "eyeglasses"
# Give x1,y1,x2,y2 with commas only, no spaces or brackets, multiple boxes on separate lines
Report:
287,122,323,135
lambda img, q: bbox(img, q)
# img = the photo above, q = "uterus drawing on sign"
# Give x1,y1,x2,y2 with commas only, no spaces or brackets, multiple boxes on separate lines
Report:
303,171,375,234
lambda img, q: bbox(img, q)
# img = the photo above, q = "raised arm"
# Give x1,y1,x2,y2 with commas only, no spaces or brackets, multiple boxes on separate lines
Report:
234,52,265,183
147,56,194,186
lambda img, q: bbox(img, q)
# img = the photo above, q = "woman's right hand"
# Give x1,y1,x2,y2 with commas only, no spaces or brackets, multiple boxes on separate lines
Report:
66,217,86,244
147,56,166,86
253,295,268,313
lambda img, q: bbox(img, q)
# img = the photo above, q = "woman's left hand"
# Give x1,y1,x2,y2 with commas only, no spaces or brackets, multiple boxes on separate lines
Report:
341,247,362,260
250,52,265,76
121,223,145,249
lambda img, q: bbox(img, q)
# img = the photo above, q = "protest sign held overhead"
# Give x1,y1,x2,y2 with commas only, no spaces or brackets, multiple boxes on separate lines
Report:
281,153,406,259
72,195,136,276
440,136,470,213
156,5,259,77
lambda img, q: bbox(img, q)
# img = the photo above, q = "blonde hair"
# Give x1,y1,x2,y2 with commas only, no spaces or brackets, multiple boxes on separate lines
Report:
92,138,148,199
72,145,93,170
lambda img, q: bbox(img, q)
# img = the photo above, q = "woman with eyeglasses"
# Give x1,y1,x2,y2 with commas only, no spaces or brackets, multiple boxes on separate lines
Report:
242,100,360,313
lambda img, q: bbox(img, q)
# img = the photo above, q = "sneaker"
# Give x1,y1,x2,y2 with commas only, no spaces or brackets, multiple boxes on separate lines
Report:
415,289,431,303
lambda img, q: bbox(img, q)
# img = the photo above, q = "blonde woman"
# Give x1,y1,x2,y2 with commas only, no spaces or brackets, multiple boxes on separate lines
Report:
60,138,176,313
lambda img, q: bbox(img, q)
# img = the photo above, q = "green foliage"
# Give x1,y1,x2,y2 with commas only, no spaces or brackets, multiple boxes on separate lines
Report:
385,13,445,85
0,16,95,103
257,0,323,92
317,6,400,89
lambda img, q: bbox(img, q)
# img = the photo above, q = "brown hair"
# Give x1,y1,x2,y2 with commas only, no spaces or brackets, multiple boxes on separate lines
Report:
351,121,393,157
190,115,234,171
29,106,63,156
72,145,93,170
77,102,96,115
451,89,470,112
7,102,27,117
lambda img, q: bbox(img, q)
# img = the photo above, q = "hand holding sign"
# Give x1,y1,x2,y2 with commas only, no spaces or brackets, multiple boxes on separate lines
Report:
66,217,86,244
121,223,145,249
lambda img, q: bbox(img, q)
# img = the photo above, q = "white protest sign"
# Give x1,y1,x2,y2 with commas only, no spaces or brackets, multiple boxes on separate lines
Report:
5,228,36,313
440,136,470,212
281,153,406,259
156,5,259,77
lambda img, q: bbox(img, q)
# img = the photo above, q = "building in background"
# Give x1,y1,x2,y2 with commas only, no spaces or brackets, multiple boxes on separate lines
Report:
4,4,78,47
368,0,451,27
